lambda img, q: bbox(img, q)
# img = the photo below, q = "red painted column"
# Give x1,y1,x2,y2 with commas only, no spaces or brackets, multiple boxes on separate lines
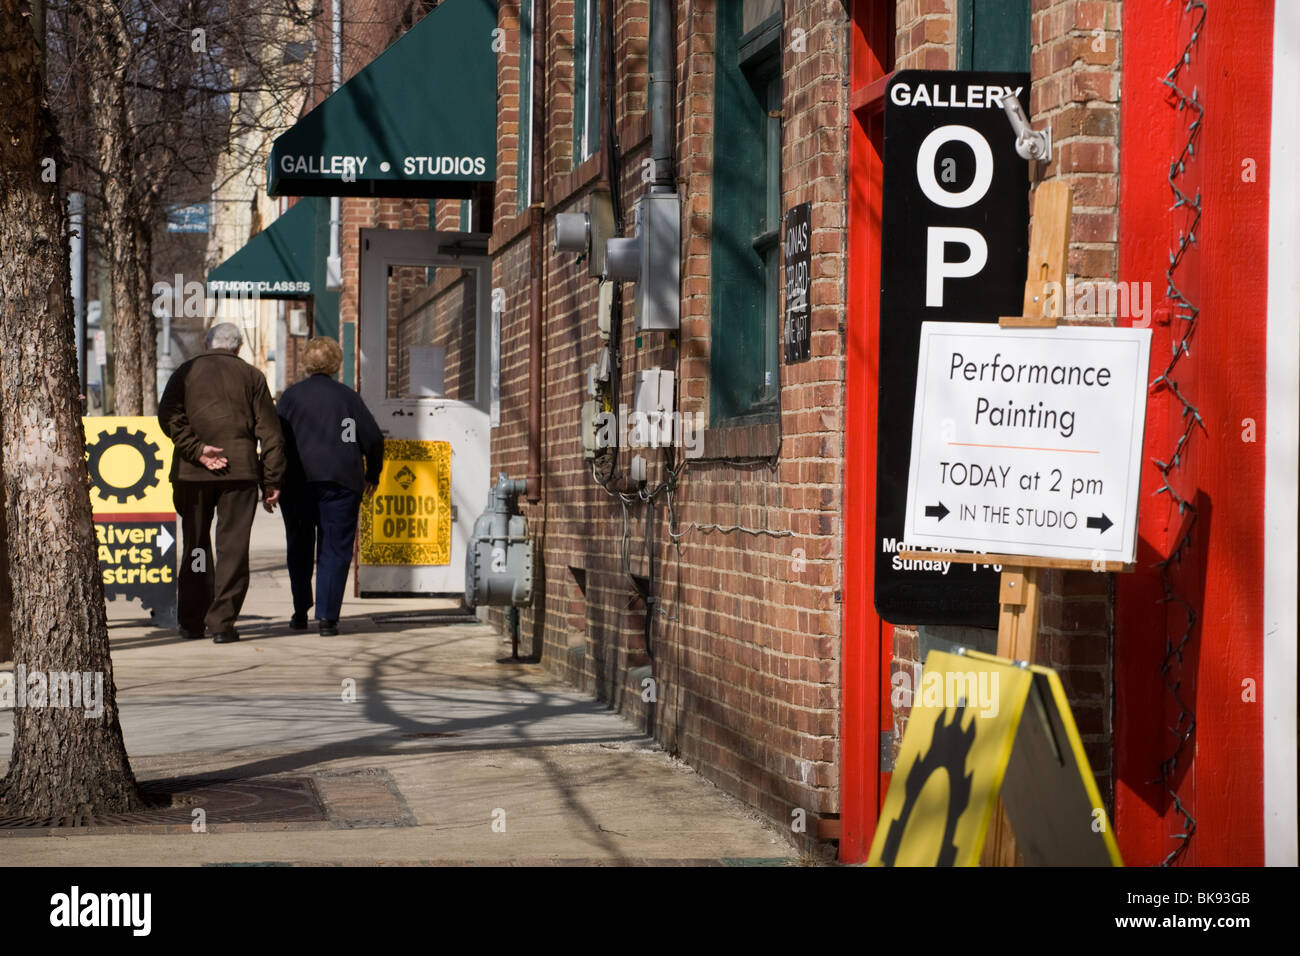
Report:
841,0,891,864
1115,0,1271,866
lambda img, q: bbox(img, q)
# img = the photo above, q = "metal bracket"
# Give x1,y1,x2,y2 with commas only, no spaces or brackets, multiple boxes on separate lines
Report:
1001,93,1052,163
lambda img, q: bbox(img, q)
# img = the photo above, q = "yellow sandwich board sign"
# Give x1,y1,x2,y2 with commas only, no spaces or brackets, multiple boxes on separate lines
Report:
869,649,1122,866
359,439,452,566
83,416,178,626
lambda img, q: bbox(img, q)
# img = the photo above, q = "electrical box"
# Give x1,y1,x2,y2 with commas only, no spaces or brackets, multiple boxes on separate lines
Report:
289,309,308,337
635,193,680,331
602,192,681,331
604,200,642,282
465,474,533,608
554,212,589,254
581,399,615,459
597,280,614,340
633,367,675,448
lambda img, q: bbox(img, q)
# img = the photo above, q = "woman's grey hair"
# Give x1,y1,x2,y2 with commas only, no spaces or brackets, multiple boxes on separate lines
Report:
206,322,243,352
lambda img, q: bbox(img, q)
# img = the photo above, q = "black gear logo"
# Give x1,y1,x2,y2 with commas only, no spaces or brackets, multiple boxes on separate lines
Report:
880,705,976,866
86,426,163,504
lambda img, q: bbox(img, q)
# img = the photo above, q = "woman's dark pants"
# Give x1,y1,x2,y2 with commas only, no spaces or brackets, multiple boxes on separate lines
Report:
281,481,361,623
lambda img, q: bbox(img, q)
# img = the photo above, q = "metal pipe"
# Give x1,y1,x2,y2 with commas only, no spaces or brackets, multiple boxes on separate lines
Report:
327,0,343,292
526,0,547,503
69,191,86,405
649,0,675,191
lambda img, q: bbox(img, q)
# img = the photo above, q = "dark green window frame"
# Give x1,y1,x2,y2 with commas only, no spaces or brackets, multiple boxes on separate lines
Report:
573,0,601,165
956,0,1030,73
708,5,782,429
516,0,534,215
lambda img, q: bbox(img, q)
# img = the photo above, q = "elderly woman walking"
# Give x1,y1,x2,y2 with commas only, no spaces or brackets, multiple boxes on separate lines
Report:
274,337,384,635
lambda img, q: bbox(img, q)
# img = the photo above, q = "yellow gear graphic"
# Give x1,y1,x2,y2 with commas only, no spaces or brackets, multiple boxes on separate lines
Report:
86,426,163,504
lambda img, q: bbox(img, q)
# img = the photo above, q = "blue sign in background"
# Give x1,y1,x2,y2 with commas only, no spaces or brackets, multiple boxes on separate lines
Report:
166,203,210,234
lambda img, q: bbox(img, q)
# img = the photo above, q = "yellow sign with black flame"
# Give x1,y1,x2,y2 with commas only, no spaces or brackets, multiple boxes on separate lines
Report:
869,649,1122,867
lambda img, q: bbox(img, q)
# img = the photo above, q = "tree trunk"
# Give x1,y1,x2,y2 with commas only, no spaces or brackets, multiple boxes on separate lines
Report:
104,183,141,415
85,1,142,415
0,0,143,818
135,217,157,415
0,437,12,664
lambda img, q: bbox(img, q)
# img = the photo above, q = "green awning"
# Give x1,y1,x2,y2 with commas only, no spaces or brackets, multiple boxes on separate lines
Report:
207,199,315,298
267,0,497,199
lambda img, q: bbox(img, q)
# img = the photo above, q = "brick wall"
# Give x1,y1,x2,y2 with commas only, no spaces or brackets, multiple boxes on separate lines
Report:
478,0,849,851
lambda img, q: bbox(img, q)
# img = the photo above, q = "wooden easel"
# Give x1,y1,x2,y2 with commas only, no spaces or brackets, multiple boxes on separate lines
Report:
900,181,1133,866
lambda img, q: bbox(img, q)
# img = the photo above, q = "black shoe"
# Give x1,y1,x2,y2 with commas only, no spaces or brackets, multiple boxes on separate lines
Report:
179,626,204,640
318,620,338,636
211,629,241,644
289,614,308,630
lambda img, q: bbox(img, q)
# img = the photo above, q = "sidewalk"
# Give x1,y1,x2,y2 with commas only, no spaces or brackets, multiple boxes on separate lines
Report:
0,508,798,865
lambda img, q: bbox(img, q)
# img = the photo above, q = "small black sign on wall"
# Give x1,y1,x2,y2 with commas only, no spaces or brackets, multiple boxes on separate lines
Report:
783,201,812,364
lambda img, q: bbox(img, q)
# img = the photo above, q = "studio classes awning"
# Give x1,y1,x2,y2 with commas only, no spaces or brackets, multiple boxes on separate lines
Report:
267,0,498,199
207,199,315,298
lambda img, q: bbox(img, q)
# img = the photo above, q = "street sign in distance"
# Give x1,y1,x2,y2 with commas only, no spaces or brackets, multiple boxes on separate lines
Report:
903,322,1152,563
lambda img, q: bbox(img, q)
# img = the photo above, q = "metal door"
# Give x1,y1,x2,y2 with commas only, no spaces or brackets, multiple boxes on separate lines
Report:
357,229,491,595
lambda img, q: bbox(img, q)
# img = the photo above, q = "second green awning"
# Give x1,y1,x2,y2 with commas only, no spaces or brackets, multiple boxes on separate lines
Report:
267,0,497,199
207,199,315,298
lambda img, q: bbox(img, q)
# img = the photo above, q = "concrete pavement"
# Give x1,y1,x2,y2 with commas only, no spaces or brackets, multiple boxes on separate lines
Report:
1,507,798,865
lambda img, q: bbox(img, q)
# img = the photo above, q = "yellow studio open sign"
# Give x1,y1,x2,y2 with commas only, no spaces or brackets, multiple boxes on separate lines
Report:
359,440,452,566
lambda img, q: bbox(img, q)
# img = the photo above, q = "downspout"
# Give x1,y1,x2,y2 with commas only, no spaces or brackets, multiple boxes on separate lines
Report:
650,0,675,192
526,0,547,503
326,0,343,292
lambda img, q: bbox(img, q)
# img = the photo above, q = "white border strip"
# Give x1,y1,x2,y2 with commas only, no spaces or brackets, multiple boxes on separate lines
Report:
1265,0,1299,867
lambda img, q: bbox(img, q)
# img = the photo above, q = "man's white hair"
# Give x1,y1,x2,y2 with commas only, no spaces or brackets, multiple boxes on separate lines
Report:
206,322,243,352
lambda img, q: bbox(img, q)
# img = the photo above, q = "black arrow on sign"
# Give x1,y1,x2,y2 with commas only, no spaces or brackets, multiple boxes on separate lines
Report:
1087,513,1113,534
925,502,950,522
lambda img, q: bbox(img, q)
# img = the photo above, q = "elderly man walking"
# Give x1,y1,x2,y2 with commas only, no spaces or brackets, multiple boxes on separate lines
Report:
158,322,285,643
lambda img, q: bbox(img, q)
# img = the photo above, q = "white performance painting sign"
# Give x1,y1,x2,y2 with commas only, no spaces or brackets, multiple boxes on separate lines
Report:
904,322,1152,563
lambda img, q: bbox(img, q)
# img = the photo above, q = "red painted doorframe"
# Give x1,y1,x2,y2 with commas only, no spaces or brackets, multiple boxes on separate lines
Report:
841,0,893,865
1115,0,1271,866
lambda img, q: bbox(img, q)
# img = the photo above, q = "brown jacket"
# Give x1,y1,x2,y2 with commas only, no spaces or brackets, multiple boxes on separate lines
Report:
158,350,286,488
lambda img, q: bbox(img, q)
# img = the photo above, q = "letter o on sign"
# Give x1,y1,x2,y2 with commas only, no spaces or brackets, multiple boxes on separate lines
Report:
915,125,994,209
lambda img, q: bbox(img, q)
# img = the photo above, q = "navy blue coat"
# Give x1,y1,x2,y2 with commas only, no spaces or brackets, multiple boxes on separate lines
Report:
276,374,384,496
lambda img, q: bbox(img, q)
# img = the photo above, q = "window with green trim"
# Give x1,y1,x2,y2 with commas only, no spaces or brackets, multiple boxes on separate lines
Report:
517,0,534,214
956,0,1030,73
708,1,781,428
573,0,601,166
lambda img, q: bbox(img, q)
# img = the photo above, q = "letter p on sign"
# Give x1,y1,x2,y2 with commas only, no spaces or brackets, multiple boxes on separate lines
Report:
926,228,988,306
